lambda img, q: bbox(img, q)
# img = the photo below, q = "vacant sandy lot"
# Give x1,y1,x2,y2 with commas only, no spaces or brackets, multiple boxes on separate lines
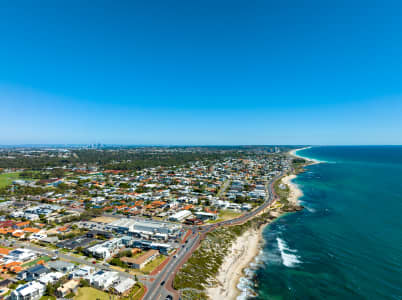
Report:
90,216,118,224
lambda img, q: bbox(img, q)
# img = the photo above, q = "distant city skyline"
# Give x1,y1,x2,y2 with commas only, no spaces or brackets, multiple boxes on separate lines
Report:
1,1,402,145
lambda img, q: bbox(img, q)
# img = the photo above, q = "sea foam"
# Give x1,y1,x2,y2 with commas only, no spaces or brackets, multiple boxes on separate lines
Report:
277,237,301,267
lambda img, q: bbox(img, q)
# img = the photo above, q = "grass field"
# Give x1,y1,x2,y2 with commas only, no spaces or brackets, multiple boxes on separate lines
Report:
208,209,243,223
40,296,56,300
74,287,109,300
0,172,20,188
22,256,51,267
141,255,167,274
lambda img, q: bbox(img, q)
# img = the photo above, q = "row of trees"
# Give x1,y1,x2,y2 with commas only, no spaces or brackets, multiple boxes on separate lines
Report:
0,149,250,170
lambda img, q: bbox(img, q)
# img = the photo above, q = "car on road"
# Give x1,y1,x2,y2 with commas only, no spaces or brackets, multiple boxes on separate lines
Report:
165,295,173,300
160,280,165,286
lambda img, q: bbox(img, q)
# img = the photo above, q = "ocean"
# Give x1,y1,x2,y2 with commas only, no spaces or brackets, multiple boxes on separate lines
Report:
239,146,402,300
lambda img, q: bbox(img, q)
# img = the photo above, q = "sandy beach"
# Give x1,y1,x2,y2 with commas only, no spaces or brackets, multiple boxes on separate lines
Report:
206,148,310,300
281,174,303,206
206,227,263,300
289,147,321,164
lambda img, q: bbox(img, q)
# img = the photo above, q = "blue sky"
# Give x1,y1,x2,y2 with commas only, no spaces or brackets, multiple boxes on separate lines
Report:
1,0,402,145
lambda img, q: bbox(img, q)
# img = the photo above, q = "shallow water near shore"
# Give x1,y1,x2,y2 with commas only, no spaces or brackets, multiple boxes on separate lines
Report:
247,146,402,300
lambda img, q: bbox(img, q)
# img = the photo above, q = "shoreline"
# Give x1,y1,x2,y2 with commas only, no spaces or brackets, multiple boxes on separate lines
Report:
289,146,322,164
206,147,310,300
281,174,303,206
206,226,264,300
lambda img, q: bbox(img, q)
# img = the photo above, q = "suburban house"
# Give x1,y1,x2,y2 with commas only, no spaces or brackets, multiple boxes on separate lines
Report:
88,270,119,290
47,260,75,273
69,265,94,279
120,249,159,269
17,265,50,281
4,248,37,263
10,281,46,300
56,279,80,297
113,277,136,295
38,271,64,285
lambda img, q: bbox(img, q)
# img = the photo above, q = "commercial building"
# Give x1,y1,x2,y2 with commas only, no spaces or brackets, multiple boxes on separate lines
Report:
194,211,218,221
86,237,123,259
168,210,192,222
109,218,181,236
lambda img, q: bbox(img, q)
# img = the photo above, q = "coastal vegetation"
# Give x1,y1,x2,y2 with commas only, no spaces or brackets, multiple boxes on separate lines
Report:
274,178,290,206
173,212,277,299
292,158,308,174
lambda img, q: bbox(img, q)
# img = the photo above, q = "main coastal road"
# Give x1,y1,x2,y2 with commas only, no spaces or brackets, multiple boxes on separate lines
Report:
145,172,283,300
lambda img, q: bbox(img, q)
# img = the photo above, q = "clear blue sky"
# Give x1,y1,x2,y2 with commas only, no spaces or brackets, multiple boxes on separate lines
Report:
1,0,402,145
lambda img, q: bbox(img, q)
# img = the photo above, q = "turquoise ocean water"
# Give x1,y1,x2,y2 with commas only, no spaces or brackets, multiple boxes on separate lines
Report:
240,146,402,300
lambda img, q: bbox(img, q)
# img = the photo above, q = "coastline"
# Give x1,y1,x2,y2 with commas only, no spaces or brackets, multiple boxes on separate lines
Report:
206,226,264,300
281,174,303,206
289,146,321,164
206,148,309,300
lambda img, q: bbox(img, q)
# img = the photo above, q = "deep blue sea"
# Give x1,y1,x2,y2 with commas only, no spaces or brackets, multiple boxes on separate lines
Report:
243,146,402,300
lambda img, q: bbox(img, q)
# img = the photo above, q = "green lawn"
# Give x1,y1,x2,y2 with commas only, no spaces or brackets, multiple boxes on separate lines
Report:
74,287,109,300
141,255,167,274
22,256,51,267
208,209,243,223
40,296,57,300
0,172,20,188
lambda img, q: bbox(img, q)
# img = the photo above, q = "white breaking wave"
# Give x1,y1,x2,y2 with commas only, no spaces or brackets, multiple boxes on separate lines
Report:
236,274,255,300
277,237,301,267
300,200,316,213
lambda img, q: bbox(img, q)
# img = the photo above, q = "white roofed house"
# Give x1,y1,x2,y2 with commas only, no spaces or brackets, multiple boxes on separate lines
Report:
113,277,136,295
241,203,252,210
69,265,94,279
88,270,119,290
5,248,37,263
38,271,64,285
10,281,45,300
227,202,242,210
23,213,40,221
90,196,107,205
